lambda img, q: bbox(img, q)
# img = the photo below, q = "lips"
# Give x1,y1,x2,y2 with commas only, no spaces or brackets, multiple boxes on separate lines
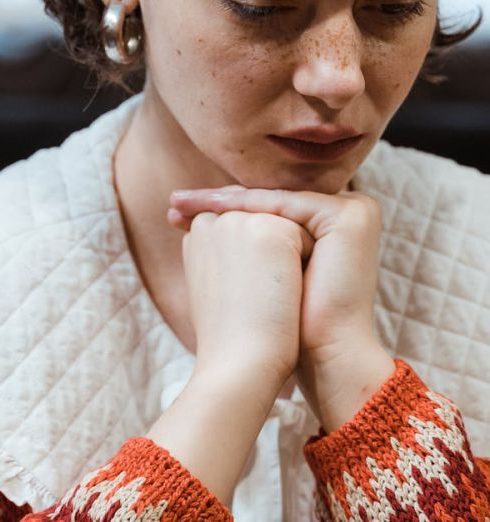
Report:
267,127,364,162
277,126,361,145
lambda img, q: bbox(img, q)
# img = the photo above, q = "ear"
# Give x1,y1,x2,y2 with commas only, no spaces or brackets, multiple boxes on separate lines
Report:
101,0,139,13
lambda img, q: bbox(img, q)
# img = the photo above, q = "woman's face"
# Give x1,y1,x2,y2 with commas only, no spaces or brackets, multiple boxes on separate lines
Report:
140,0,437,193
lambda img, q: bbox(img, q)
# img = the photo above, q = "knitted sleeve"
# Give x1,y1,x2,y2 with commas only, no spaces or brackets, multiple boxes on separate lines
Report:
303,358,490,521
4,360,489,521
0,492,32,521
15,438,233,521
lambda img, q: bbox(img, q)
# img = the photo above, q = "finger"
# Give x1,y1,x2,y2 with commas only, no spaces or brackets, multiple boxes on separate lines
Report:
170,188,346,241
167,208,193,231
169,186,246,231
170,184,246,204
218,184,248,193
297,225,315,267
170,203,314,266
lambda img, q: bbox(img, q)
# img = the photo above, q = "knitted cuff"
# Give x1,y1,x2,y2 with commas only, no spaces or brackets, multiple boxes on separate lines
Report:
103,437,233,520
301,359,487,520
303,359,437,496
23,437,233,521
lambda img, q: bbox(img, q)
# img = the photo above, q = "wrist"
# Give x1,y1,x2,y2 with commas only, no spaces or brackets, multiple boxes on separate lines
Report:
297,340,395,433
146,363,285,506
191,362,287,415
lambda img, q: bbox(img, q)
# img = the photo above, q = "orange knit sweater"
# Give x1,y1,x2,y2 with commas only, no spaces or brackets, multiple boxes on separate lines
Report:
1,359,489,521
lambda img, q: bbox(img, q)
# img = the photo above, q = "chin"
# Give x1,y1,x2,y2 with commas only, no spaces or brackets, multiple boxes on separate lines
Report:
231,160,353,194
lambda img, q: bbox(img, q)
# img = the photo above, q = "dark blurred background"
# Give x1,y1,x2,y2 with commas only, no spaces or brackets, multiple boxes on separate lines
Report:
1,1,489,173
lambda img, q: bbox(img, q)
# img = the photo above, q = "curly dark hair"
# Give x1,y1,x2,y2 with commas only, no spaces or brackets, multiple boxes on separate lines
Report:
44,0,483,93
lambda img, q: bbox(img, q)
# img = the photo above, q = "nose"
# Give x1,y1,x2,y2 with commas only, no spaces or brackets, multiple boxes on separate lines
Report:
292,11,365,111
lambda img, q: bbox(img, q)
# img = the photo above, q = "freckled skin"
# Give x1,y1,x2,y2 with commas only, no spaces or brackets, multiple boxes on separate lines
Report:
139,0,438,194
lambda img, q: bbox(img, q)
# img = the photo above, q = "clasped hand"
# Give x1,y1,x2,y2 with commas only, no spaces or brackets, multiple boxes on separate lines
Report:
168,186,395,432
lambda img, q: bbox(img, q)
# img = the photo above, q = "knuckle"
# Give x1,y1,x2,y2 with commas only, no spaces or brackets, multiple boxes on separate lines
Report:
203,211,298,250
190,212,216,232
216,212,276,242
215,210,244,228
248,215,297,247
343,195,382,230
246,215,277,241
365,198,383,226
363,194,382,214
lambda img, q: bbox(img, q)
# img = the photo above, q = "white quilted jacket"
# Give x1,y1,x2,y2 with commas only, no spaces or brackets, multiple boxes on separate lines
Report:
1,93,489,521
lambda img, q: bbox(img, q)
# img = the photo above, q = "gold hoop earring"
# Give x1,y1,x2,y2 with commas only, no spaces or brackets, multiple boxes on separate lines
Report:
102,0,143,65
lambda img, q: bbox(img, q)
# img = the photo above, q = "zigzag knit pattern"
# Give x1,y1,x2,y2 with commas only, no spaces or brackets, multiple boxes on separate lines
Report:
1,360,489,521
19,438,233,521
304,359,490,521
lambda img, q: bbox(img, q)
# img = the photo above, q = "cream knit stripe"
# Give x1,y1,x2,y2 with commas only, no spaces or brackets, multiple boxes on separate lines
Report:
48,470,169,521
319,391,473,521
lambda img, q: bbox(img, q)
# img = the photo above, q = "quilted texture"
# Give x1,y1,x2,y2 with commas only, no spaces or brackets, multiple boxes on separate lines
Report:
355,145,490,456
0,93,489,515
0,94,196,511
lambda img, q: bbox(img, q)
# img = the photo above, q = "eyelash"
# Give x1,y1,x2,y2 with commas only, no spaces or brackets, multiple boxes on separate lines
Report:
219,1,427,25
369,1,426,20
219,0,283,19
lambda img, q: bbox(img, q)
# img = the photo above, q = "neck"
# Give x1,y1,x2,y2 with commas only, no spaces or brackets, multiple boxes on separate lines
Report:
117,81,235,202
113,81,237,275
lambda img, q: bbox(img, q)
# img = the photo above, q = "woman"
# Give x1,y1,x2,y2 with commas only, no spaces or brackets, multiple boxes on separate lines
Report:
1,0,489,520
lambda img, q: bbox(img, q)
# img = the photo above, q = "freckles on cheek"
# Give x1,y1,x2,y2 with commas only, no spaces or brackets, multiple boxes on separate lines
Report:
200,36,295,100
365,38,428,103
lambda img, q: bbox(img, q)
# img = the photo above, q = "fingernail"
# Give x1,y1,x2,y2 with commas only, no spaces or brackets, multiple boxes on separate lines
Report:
167,208,182,220
221,185,246,192
172,190,194,199
209,193,227,201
